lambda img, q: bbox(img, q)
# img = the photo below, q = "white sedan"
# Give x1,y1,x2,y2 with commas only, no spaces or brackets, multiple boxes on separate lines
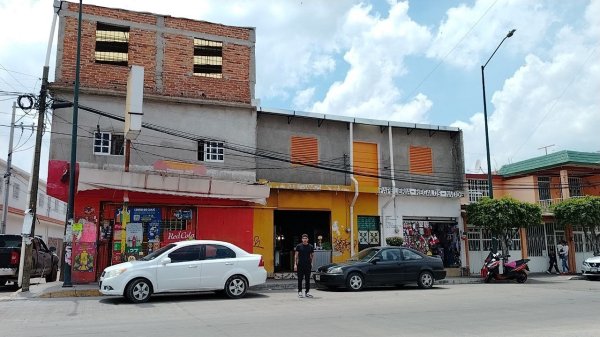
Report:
99,240,267,303
582,255,600,280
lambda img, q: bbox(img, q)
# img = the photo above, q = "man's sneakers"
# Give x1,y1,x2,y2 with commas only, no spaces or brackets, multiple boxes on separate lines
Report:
298,291,313,298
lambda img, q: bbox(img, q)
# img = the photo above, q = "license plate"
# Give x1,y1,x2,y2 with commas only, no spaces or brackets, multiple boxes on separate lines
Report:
315,274,320,281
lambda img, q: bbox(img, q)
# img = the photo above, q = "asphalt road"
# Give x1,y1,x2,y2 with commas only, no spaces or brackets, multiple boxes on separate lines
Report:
1,277,599,337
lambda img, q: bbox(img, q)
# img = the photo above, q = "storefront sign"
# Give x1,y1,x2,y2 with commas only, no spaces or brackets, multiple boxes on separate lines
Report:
378,187,464,198
126,222,143,255
163,230,195,244
132,207,161,243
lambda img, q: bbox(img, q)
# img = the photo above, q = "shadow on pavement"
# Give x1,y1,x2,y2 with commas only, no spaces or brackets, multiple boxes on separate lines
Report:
98,291,269,305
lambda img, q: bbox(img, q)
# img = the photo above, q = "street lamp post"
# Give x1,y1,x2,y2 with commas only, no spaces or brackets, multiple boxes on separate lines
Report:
481,29,516,199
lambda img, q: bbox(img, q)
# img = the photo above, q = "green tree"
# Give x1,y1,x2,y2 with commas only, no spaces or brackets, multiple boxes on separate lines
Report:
467,197,542,260
554,196,600,255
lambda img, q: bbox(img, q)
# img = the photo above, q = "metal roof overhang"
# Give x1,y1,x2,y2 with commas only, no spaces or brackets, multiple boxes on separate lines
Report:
77,168,269,204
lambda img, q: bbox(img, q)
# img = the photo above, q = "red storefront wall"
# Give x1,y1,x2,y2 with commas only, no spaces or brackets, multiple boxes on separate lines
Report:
196,208,254,252
69,189,255,283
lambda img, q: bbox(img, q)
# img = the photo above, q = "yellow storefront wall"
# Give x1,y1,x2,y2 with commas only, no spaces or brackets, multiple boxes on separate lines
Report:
253,208,274,274
254,187,379,275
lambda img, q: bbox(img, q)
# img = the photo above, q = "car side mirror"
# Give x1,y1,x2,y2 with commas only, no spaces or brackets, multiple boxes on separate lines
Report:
161,257,171,265
371,257,380,264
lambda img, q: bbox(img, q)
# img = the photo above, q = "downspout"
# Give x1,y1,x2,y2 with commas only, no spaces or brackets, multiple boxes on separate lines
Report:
349,122,359,257
380,126,396,245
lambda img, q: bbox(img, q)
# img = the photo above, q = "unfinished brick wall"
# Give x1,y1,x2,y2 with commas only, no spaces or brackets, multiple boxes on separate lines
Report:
55,2,253,104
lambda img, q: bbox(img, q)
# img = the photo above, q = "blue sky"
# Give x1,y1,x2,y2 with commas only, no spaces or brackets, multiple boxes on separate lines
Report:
0,0,598,180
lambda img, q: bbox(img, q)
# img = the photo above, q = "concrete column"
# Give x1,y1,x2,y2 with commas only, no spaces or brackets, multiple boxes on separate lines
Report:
560,170,570,200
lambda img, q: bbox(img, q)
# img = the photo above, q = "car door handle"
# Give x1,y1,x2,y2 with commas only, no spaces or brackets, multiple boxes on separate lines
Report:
225,262,234,265
188,265,198,268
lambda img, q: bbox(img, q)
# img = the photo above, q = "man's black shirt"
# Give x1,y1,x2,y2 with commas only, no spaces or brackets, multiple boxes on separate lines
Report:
295,243,314,268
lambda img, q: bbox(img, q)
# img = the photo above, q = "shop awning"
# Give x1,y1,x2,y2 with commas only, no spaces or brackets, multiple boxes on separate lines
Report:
77,167,269,204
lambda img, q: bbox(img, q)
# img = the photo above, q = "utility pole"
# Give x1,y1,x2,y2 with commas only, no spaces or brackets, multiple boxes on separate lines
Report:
20,66,49,292
1,103,17,234
21,3,59,292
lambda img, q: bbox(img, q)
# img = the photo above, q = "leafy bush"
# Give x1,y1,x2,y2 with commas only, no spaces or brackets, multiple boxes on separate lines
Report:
386,236,404,246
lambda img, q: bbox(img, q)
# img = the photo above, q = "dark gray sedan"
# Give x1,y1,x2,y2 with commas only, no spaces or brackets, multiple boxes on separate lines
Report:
313,246,446,291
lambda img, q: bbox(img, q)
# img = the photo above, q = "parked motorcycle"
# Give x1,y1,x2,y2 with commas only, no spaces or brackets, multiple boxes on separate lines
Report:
481,251,530,283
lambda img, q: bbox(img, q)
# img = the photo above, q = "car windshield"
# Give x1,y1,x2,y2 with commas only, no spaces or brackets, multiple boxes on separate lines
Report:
348,247,380,262
140,244,176,261
0,235,22,248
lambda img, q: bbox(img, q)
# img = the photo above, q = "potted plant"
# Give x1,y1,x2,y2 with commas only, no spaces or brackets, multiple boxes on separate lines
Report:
386,236,404,246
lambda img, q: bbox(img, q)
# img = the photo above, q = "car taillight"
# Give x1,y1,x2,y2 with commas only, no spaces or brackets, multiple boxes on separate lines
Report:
10,251,20,265
258,256,264,267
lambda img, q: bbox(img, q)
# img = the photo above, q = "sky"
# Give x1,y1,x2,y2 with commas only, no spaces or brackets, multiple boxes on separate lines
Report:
0,0,598,182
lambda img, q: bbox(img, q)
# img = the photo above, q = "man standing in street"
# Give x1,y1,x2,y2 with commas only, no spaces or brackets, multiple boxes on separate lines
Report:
294,234,314,298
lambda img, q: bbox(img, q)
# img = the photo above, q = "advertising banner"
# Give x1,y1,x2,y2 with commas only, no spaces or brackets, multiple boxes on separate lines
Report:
132,207,161,242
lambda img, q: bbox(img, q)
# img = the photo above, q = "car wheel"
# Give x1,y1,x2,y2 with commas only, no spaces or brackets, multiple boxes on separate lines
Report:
346,272,364,291
45,264,58,282
224,275,248,299
516,272,527,283
125,278,152,303
417,271,434,289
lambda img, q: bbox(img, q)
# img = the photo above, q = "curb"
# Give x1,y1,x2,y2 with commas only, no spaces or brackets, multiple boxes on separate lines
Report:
38,289,101,298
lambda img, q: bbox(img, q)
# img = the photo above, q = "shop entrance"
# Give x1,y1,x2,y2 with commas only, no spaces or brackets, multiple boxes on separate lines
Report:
274,210,330,272
430,222,461,268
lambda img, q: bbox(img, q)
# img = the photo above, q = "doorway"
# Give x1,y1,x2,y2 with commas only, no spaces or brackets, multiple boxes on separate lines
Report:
274,210,330,272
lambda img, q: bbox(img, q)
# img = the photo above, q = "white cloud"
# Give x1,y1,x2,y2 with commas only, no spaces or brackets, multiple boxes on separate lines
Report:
293,87,315,110
454,0,600,172
427,0,555,70
310,1,433,122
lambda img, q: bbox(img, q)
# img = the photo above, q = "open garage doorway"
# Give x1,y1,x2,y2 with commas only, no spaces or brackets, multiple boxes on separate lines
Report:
274,210,330,272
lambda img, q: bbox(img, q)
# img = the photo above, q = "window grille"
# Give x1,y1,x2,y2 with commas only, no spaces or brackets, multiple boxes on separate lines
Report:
95,22,129,66
198,140,224,162
193,38,222,78
568,177,582,197
537,176,551,201
467,179,488,203
94,132,124,156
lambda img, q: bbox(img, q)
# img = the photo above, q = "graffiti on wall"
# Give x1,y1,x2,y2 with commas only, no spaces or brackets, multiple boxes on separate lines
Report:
253,235,264,249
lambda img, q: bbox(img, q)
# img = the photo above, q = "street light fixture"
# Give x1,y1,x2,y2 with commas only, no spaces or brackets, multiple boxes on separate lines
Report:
481,29,516,199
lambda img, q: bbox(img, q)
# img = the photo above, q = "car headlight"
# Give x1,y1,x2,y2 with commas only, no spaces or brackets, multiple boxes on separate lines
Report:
327,266,343,274
583,262,591,268
103,268,127,279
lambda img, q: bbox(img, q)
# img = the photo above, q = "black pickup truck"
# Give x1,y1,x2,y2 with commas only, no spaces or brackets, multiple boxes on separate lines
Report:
0,234,59,287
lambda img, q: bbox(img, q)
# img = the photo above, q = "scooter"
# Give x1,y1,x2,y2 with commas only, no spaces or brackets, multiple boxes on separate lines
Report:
481,251,530,283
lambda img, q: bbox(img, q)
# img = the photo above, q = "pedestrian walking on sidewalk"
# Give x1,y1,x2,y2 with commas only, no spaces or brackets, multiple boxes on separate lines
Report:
557,240,569,274
546,248,560,274
294,234,314,298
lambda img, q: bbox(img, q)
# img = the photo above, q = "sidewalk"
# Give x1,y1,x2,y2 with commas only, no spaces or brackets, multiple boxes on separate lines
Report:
5,273,583,300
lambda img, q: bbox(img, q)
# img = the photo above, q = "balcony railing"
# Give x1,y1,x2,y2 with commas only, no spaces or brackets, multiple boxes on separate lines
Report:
538,196,585,213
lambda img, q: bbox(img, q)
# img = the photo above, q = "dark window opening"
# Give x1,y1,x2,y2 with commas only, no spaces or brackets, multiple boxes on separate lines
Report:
95,22,130,66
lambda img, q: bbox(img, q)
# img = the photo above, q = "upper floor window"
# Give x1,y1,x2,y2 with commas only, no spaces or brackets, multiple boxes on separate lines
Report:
94,132,125,156
193,38,222,78
12,183,19,200
537,176,551,201
467,179,489,203
95,22,129,66
568,177,583,197
290,136,319,166
198,140,224,162
409,145,433,174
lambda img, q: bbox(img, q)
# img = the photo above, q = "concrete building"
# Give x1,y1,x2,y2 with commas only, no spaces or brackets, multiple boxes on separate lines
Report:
1,159,66,252
48,2,267,282
256,109,466,276
463,150,600,274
